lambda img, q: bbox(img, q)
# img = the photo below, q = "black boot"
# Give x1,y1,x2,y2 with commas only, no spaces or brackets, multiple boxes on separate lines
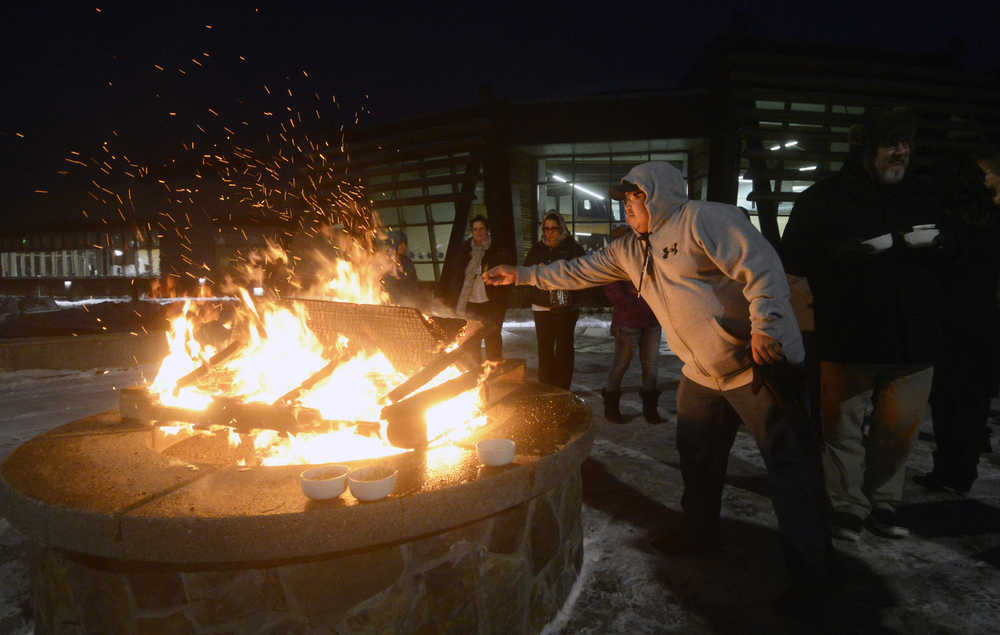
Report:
602,389,626,423
640,390,664,423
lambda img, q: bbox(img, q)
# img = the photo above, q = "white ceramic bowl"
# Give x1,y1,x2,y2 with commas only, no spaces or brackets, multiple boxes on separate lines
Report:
300,464,349,500
476,438,515,467
348,466,398,501
861,233,893,251
904,228,939,247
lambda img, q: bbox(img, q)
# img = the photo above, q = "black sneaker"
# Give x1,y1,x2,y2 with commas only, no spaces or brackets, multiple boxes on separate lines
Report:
867,508,909,539
830,511,864,542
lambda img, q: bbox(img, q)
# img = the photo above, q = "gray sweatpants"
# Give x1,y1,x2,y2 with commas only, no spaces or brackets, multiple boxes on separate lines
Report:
820,362,933,518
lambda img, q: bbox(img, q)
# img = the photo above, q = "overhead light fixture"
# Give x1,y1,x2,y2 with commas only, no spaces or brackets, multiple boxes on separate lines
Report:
575,232,591,237
792,185,809,192
551,173,605,200
113,249,123,256
769,144,782,151
784,140,799,148
798,165,817,171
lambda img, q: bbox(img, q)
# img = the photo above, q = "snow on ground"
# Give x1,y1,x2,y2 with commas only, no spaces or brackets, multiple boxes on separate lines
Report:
53,295,238,308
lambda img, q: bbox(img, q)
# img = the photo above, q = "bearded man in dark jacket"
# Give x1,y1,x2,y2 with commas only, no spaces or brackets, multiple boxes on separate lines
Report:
523,211,586,389
781,107,945,542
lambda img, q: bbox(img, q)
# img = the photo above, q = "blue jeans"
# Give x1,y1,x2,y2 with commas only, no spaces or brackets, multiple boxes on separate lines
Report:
606,325,661,391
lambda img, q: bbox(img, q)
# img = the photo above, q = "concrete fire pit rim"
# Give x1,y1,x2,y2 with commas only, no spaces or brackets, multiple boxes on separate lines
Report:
0,390,592,563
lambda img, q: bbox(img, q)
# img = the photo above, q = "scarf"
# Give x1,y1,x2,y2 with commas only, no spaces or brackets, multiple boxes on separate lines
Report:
457,234,491,315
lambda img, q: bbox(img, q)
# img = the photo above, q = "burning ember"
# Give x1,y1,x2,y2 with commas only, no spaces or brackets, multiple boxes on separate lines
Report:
135,253,495,467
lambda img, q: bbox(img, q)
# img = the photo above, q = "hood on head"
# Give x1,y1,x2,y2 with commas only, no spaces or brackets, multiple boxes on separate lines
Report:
618,161,688,233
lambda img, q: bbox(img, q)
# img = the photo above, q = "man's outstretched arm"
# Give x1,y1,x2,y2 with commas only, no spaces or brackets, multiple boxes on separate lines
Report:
485,248,628,290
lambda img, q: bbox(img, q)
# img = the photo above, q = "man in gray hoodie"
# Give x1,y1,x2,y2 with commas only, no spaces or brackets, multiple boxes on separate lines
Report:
484,161,834,610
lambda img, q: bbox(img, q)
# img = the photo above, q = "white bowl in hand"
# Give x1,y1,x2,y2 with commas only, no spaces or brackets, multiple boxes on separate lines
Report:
348,465,398,501
903,227,939,247
476,438,516,466
300,464,349,500
860,233,893,251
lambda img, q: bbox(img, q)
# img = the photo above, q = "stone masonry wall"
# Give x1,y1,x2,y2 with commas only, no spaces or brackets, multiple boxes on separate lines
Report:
30,468,583,634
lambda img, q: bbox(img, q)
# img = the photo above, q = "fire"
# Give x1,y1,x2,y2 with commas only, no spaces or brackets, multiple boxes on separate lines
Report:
323,257,389,305
149,301,215,410
298,351,406,421
146,252,488,467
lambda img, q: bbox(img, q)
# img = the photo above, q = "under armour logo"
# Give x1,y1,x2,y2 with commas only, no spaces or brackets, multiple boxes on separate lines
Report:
662,243,678,259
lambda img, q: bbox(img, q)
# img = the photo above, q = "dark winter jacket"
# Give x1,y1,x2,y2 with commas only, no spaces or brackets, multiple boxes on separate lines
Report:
780,158,945,364
383,254,419,306
933,156,1000,386
523,237,586,309
439,237,512,310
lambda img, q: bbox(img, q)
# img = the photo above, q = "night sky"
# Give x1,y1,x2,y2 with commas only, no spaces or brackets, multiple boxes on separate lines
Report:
1,2,995,227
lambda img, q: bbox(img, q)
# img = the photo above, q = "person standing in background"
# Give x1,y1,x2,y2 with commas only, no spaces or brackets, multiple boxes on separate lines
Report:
916,151,1000,494
382,230,420,307
523,211,586,389
438,215,511,362
603,226,663,423
781,107,945,541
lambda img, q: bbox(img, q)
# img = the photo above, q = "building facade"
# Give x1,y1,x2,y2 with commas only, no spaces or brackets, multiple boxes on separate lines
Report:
3,38,997,301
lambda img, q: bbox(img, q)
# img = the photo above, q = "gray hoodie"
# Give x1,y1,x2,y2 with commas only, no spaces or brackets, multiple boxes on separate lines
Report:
516,161,803,391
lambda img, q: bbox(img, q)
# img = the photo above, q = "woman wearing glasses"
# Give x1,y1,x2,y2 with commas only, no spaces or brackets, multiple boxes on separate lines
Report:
523,211,586,389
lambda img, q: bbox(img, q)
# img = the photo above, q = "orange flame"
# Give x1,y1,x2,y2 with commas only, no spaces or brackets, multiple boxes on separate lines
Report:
147,247,486,466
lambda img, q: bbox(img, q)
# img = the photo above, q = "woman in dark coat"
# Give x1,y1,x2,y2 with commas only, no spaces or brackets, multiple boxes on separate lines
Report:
438,215,511,361
523,211,585,389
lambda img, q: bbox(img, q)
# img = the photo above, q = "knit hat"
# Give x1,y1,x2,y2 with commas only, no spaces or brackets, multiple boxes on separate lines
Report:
860,107,916,154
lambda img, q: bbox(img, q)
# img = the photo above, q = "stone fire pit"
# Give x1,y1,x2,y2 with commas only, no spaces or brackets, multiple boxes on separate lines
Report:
0,381,591,633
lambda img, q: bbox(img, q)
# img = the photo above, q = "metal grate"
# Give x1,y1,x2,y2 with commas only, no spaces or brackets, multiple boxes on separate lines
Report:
284,299,467,375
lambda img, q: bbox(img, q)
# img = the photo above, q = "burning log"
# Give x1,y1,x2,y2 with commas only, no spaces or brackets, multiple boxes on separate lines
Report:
206,397,321,435
379,358,525,449
480,358,526,408
383,321,494,404
120,386,322,434
272,345,355,406
381,369,483,449
172,339,245,393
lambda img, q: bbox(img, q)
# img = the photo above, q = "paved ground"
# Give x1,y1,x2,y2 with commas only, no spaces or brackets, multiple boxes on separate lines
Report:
2,307,1000,633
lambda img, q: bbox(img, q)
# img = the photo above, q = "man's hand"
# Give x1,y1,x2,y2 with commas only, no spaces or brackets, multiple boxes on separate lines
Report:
751,361,807,414
482,265,517,286
751,332,785,365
